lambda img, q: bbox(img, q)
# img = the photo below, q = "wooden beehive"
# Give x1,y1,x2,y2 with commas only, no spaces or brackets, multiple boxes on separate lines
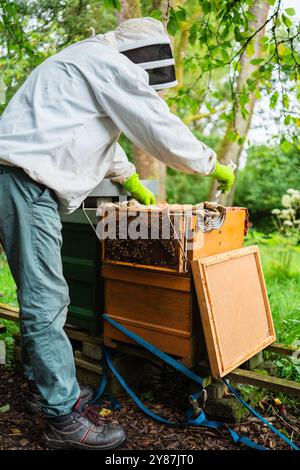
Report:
192,246,276,378
102,264,206,367
101,206,248,273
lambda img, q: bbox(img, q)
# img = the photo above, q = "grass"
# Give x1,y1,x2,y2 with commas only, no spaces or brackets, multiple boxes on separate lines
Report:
245,231,300,347
0,251,19,367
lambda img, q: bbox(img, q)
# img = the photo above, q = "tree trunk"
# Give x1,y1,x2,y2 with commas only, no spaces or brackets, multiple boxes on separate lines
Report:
118,0,168,201
209,0,269,206
119,0,141,20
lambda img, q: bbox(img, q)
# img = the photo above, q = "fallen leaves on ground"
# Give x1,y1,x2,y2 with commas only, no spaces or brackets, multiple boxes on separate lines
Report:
0,366,299,450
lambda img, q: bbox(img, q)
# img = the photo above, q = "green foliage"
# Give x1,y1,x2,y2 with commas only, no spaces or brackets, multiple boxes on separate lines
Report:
166,169,211,205
166,130,219,204
0,251,19,368
234,144,300,228
0,0,116,113
167,7,187,36
0,251,18,307
245,230,300,347
103,0,121,11
166,0,300,149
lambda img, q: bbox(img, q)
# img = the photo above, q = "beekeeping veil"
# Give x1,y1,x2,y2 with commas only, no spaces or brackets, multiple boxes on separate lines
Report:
95,18,178,90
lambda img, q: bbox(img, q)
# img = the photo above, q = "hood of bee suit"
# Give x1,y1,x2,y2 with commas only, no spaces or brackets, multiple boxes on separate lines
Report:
94,17,178,90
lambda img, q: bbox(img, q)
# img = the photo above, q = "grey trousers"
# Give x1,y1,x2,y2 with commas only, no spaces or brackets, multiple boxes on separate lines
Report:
0,164,80,416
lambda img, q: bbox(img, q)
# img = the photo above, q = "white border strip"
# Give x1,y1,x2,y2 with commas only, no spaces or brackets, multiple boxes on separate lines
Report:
139,58,175,70
118,38,171,52
152,80,178,90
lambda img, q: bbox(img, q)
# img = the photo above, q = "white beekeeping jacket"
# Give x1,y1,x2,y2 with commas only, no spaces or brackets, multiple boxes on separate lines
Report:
0,18,216,214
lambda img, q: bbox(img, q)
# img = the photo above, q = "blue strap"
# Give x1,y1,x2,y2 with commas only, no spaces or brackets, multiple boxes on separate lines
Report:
101,314,298,451
90,350,121,410
102,347,267,450
223,379,300,451
102,314,204,388
90,362,107,404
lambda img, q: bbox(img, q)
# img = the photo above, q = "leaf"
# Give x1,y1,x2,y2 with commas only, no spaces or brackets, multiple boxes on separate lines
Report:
260,36,269,45
282,14,292,28
246,42,255,57
282,94,289,109
234,26,243,42
259,400,265,410
10,427,22,435
202,1,211,15
294,118,300,127
273,398,282,406
285,8,296,16
0,404,10,413
167,16,178,36
149,10,163,21
99,408,112,417
246,11,256,21
277,43,287,58
176,7,187,22
250,58,264,65
20,438,29,447
167,9,179,36
227,130,237,142
221,26,229,40
270,91,279,109
280,139,293,153
189,23,198,45
103,0,121,10
221,49,230,62
269,439,276,449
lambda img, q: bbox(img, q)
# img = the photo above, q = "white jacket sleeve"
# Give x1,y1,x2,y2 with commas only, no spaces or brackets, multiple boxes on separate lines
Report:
95,58,217,176
105,143,136,183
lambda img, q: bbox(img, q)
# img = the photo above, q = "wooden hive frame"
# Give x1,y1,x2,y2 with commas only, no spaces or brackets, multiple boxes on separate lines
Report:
101,206,187,273
100,206,248,274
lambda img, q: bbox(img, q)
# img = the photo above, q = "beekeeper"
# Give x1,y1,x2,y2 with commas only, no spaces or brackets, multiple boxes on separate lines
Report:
0,17,234,450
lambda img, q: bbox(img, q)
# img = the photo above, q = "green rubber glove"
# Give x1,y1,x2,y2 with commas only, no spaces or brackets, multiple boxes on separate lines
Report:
210,161,235,193
122,173,156,205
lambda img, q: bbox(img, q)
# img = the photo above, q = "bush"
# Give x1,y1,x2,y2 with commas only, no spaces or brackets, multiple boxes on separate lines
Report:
235,144,300,229
166,130,219,204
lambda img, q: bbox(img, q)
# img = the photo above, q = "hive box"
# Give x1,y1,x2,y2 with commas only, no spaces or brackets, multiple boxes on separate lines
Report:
101,206,248,273
102,264,205,366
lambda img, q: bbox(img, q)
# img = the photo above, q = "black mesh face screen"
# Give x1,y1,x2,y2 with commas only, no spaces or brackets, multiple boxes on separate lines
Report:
121,43,173,64
147,65,176,86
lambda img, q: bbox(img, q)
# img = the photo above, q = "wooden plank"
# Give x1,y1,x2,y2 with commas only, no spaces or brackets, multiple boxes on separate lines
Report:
101,264,191,291
104,321,195,358
228,368,300,397
266,342,298,357
102,259,179,273
191,208,247,261
104,280,192,335
0,303,102,346
192,246,276,378
66,328,103,346
74,351,103,375
105,314,192,339
0,303,19,322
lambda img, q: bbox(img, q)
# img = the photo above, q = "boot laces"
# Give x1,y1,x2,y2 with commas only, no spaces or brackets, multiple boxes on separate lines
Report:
80,406,107,426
